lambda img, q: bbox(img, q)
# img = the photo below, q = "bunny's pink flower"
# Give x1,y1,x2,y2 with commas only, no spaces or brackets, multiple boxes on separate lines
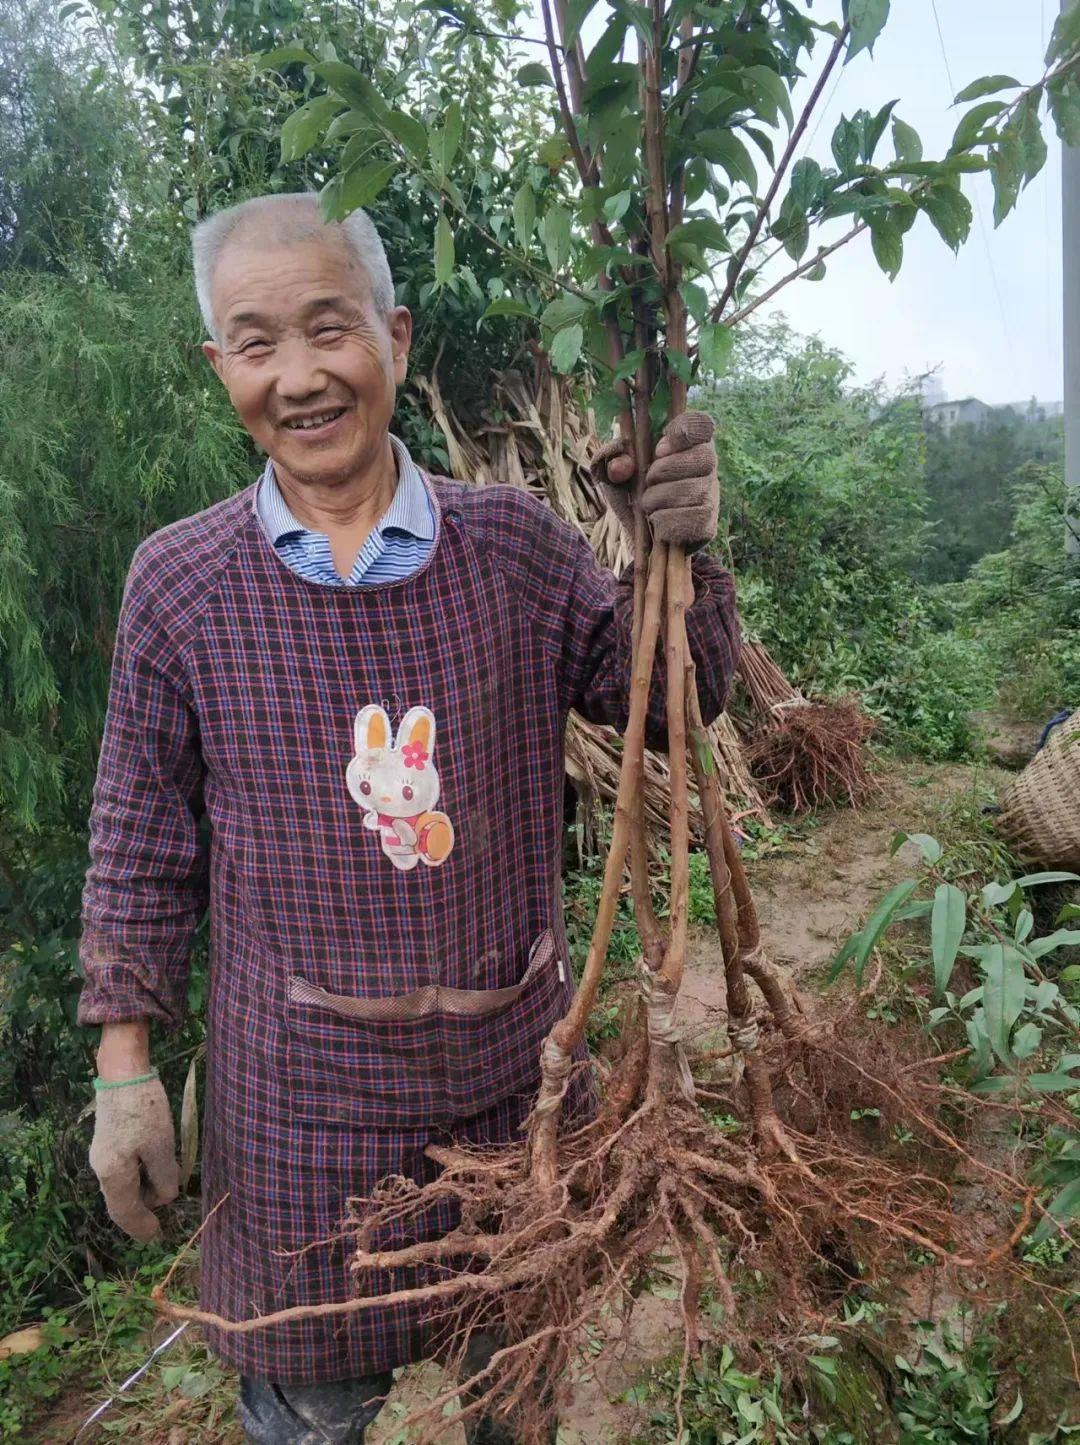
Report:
402,743,429,771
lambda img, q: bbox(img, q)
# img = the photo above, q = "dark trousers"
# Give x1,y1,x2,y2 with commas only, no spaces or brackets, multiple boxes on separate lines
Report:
238,1333,556,1444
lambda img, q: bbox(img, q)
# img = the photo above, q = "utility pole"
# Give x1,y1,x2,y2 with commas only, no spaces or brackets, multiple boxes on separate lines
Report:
1065,0,1080,553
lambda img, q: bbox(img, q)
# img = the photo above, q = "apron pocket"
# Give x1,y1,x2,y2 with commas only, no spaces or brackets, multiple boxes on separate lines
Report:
284,930,569,1128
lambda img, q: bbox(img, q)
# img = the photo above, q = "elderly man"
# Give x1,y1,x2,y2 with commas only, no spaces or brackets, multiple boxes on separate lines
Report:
79,192,739,1443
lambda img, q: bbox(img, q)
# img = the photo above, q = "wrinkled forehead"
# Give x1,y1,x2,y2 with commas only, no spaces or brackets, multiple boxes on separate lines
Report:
212,229,372,338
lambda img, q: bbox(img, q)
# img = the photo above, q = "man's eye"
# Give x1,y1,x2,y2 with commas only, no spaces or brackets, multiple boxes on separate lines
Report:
240,339,270,354
316,325,343,339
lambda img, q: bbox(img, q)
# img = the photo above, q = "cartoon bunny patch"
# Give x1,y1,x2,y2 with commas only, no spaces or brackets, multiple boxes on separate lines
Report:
346,705,455,872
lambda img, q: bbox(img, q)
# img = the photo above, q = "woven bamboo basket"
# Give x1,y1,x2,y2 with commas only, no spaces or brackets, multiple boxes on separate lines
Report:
997,708,1080,870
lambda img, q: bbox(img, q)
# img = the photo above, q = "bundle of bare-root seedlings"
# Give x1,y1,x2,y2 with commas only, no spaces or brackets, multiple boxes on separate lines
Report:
736,639,876,814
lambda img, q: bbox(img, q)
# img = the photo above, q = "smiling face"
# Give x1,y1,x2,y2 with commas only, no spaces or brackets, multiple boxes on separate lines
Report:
201,231,412,492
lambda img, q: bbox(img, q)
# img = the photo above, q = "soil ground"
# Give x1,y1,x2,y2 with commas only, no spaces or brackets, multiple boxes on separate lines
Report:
38,756,1018,1443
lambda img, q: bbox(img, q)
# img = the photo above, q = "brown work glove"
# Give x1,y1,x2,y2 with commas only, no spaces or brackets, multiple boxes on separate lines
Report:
89,1072,179,1243
590,409,719,552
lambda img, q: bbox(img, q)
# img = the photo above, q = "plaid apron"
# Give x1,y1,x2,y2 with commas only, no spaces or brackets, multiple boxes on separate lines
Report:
80,474,740,1381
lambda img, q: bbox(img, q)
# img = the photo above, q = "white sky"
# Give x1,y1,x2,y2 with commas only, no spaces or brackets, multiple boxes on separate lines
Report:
524,0,1063,405
774,0,1062,406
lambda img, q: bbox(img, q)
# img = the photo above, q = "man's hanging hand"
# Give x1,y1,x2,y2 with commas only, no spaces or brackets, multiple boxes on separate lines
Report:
590,410,720,553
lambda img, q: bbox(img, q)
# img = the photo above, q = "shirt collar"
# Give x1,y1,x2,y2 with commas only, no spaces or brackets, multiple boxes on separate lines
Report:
256,434,434,547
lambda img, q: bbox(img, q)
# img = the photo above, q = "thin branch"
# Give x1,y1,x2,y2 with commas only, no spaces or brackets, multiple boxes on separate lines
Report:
721,220,865,330
709,22,850,325
539,0,598,190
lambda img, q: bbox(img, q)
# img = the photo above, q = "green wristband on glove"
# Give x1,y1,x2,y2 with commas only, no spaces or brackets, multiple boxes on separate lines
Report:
93,1068,159,1092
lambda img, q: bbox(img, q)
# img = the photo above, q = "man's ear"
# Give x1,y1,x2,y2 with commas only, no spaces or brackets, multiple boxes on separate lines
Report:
202,339,225,382
389,306,412,386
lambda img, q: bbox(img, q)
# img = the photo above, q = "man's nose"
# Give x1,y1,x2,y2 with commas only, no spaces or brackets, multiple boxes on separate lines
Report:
273,337,328,400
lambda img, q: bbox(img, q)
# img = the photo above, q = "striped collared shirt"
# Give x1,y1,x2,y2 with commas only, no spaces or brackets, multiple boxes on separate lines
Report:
255,433,435,587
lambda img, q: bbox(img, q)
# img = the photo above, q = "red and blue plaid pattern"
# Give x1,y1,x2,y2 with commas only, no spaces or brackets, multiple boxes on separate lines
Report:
79,473,740,1381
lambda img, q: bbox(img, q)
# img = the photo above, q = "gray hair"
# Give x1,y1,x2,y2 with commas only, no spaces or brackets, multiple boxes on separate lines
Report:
191,192,395,338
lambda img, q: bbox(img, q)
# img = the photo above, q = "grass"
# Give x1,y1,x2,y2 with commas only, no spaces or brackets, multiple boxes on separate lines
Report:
1,1266,237,1442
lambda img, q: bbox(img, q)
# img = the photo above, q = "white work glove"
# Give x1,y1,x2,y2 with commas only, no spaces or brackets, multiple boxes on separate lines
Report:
89,1070,179,1243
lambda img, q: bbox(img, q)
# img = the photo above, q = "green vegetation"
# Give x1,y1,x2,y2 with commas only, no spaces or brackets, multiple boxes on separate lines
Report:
948,468,1080,720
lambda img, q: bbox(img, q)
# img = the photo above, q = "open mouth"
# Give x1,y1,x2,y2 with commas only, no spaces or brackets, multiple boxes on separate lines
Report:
282,407,348,435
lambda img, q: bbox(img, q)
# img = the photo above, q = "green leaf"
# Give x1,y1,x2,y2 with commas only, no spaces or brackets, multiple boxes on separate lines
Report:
982,944,1026,1062
773,194,809,262
537,134,573,169
549,323,583,373
258,45,317,70
384,110,428,161
788,157,824,212
612,347,647,382
845,0,889,62
479,297,534,324
954,74,1021,104
852,880,919,985
1027,929,1080,959
337,161,398,213
744,65,794,130
312,62,387,118
680,280,708,324
1031,1177,1080,1245
1048,76,1080,148
693,323,731,377
831,116,861,176
512,183,536,250
516,62,553,87
898,832,943,864
434,212,454,286
697,130,757,193
990,127,1024,226
428,101,463,176
1017,95,1048,186
664,347,692,384
869,216,903,281
969,1075,1020,1096
613,0,653,53
931,884,966,999
280,96,343,164
949,100,1004,155
918,184,972,252
603,190,632,223
1028,1072,1080,1093
827,932,861,984
1047,1,1080,65
564,0,600,48
1012,1022,1042,1060
666,217,731,257
997,1392,1024,1428
540,204,573,272
1017,871,1080,887
541,295,594,332
892,116,922,164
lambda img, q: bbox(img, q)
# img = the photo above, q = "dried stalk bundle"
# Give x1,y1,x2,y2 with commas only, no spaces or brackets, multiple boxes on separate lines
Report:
412,364,623,568
736,641,876,813
565,712,769,855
